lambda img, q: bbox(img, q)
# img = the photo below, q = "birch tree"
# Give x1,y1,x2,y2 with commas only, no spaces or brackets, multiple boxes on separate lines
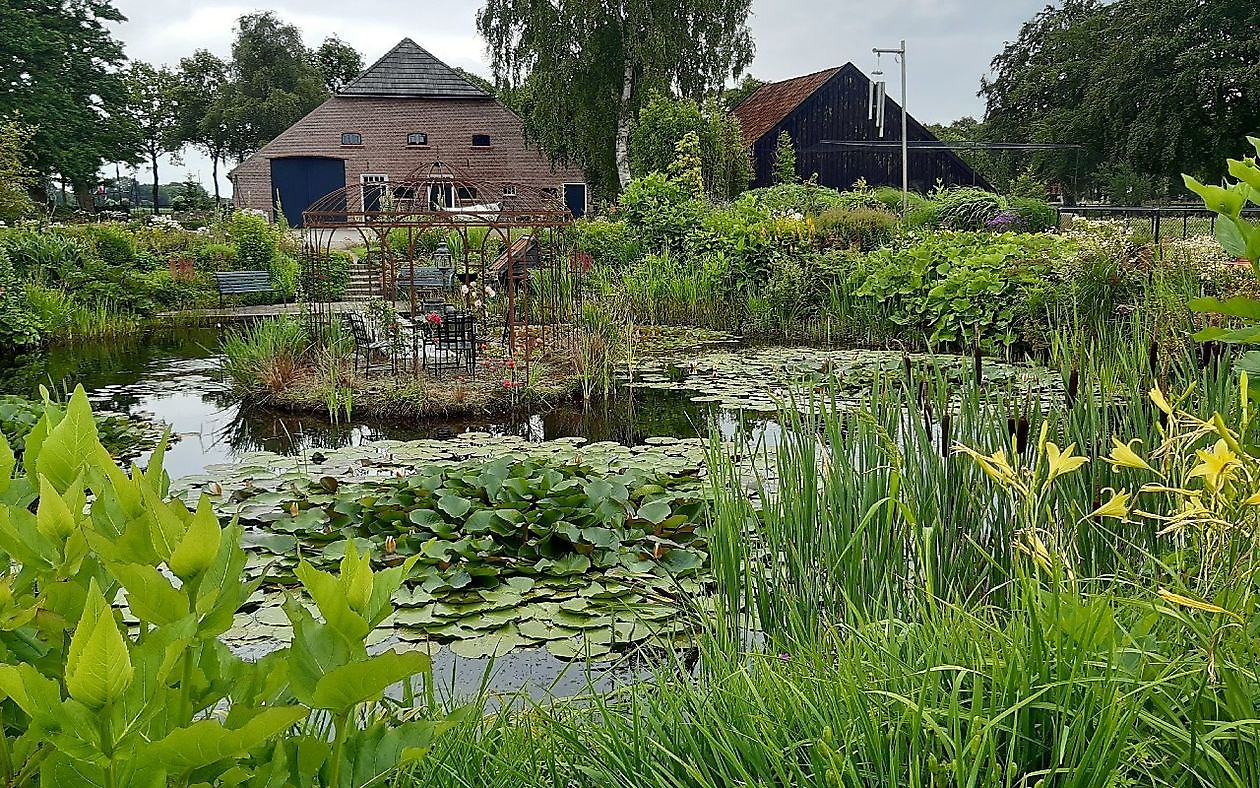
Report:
477,0,754,196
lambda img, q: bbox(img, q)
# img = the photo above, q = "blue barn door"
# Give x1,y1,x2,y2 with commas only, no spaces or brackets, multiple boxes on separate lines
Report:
270,157,346,227
563,183,587,218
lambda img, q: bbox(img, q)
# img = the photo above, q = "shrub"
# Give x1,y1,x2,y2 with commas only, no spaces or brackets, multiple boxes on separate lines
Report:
195,242,239,270
0,246,39,348
872,186,927,215
816,207,898,251
934,187,1008,230
735,181,847,217
855,231,1072,348
0,229,88,279
573,218,644,270
302,249,352,301
904,200,941,228
617,172,706,251
87,224,136,266
1009,197,1059,233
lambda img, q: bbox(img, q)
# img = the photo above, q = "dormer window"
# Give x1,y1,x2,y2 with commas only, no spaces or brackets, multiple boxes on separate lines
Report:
502,184,518,198
407,132,428,146
341,132,363,146
472,134,491,148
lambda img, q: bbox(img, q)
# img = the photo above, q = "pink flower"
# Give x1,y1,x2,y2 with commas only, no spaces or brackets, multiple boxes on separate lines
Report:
506,358,516,369
425,312,443,326
502,379,514,389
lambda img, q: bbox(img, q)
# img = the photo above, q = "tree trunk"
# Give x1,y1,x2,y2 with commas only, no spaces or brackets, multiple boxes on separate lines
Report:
614,60,635,190
151,150,160,215
211,154,221,205
73,181,95,212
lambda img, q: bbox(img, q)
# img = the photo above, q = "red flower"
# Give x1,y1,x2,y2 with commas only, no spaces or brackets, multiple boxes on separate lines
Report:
425,312,443,326
502,379,515,389
506,358,516,369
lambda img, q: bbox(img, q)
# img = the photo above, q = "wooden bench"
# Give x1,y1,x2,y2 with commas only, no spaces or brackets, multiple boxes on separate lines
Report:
394,265,454,298
212,271,275,308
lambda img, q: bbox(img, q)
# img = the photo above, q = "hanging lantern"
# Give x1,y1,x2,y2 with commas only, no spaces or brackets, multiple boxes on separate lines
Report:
433,240,452,272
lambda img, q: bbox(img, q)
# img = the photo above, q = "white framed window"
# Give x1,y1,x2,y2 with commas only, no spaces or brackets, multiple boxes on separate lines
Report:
502,184,518,198
341,132,363,146
360,173,389,212
407,132,428,146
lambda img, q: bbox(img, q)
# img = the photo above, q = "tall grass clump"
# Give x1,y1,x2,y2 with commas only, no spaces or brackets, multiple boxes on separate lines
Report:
220,315,310,394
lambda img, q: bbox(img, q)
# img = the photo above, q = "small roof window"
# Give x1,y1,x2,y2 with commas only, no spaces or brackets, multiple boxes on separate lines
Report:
472,134,491,148
341,132,363,146
407,132,428,146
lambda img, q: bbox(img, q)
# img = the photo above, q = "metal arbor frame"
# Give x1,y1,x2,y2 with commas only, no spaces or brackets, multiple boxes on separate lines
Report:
300,160,581,377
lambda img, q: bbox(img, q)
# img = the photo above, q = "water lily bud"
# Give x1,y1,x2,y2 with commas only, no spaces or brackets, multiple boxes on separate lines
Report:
289,502,300,517
385,535,397,555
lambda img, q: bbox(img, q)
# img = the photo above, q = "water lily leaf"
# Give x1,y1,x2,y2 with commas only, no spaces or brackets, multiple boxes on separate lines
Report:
546,637,611,661
637,500,671,525
438,495,472,518
535,554,590,577
448,625,526,659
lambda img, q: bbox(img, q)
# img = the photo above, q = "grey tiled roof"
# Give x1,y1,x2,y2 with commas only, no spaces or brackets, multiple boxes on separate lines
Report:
339,38,491,99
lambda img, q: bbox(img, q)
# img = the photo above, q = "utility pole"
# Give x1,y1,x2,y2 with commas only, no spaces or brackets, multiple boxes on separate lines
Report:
873,40,908,213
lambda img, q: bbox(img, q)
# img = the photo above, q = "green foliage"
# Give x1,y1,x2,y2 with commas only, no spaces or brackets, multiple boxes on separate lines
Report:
572,218,643,270
0,387,446,785
735,180,847,217
0,246,40,347
982,0,1260,197
933,187,1009,230
220,316,310,393
122,61,184,211
0,394,159,460
1007,166,1050,200
85,224,136,266
227,211,297,295
195,241,240,270
0,0,134,194
629,94,752,200
1183,137,1260,371
855,231,1072,347
313,35,364,94
616,173,704,251
219,12,330,155
816,207,898,251
1009,196,1059,232
666,131,705,199
0,121,37,221
772,131,797,185
302,249,352,301
477,0,755,196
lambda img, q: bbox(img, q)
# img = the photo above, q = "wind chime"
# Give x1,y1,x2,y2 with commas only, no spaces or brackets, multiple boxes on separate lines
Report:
868,55,887,138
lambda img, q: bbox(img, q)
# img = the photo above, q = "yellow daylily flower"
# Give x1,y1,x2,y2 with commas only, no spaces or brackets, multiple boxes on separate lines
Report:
1149,387,1174,416
1088,488,1131,520
954,444,1021,487
1188,439,1239,491
1108,437,1154,472
1045,441,1088,483
1244,489,1260,506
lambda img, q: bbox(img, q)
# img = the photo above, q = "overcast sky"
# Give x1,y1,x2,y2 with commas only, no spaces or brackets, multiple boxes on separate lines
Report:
109,0,1046,195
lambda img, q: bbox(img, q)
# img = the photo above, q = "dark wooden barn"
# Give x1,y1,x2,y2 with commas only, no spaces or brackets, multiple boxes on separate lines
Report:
734,64,989,191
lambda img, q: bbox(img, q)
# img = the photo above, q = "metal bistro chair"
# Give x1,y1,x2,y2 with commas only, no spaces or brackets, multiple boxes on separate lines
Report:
342,312,392,376
424,311,477,376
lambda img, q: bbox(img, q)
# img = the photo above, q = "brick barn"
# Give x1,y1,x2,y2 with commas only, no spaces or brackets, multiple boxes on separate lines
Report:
228,38,589,226
734,64,988,191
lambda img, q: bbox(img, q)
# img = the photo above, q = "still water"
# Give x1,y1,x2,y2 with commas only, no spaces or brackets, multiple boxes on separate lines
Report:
0,327,715,480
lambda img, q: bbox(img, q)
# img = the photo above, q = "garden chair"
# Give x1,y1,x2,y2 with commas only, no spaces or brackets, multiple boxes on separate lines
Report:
423,312,477,376
341,312,392,376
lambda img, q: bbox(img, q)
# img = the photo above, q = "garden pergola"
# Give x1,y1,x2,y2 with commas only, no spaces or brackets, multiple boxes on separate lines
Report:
300,160,581,377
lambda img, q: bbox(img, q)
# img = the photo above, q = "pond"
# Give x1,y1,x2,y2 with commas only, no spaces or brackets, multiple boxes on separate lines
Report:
0,327,727,481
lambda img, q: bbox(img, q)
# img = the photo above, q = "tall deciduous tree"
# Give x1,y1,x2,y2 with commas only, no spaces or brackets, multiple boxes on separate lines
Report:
122,63,183,214
0,121,37,221
221,12,328,155
175,50,233,204
0,0,135,207
313,36,364,94
982,0,1260,200
477,0,755,196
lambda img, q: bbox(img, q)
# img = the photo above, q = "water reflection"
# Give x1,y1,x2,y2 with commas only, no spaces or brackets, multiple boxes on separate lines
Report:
0,329,734,480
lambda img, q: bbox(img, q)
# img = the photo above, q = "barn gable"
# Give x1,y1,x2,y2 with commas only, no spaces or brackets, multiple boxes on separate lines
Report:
734,64,988,191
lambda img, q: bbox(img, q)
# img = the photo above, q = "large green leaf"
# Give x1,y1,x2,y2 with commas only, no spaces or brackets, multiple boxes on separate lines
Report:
111,563,188,626
309,650,431,712
1187,296,1260,321
65,579,133,710
140,706,306,773
35,386,107,494
0,434,14,495
168,495,222,580
0,663,64,727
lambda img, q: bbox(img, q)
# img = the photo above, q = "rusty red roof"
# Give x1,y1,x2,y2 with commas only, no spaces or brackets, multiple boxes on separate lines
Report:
733,67,843,145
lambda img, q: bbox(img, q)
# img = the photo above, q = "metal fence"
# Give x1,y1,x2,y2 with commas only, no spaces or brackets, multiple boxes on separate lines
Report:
1057,205,1260,245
